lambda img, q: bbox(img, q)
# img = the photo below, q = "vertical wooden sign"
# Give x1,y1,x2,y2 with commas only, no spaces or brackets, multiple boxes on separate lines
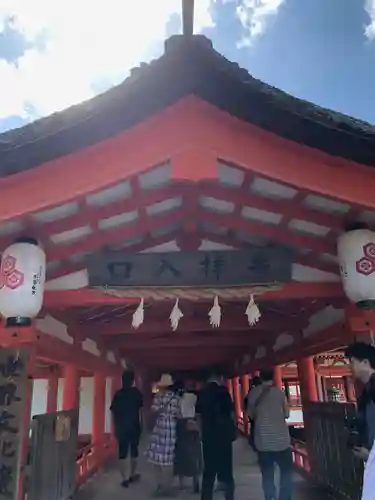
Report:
0,349,29,500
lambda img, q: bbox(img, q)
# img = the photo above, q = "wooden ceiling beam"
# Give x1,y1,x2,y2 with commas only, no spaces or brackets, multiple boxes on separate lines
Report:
197,230,339,275
78,316,306,337
204,183,344,234
43,281,344,309
46,204,193,262
198,210,335,255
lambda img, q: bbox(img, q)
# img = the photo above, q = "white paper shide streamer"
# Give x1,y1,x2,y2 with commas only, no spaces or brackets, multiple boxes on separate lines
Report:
245,294,261,326
132,298,144,330
208,295,221,328
170,298,183,331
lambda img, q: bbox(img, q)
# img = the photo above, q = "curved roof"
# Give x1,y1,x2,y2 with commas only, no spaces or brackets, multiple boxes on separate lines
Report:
1,34,374,177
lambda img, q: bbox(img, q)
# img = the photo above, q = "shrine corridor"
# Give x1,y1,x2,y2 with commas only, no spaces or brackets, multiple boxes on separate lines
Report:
76,439,329,500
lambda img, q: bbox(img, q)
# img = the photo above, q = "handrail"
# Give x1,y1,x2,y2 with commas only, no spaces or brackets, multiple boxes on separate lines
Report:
75,435,117,486
235,415,310,474
291,438,310,473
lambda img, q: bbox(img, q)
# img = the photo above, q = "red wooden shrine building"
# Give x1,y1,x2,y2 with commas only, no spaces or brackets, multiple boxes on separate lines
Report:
0,1,375,499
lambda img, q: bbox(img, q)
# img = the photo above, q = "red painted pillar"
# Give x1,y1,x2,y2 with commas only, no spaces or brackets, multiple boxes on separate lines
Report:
297,357,318,403
297,356,318,472
110,374,121,435
242,374,250,399
232,377,242,428
227,379,234,400
62,364,80,410
241,375,250,434
274,366,283,389
344,376,356,402
92,373,106,447
133,369,153,429
46,372,59,413
142,377,154,429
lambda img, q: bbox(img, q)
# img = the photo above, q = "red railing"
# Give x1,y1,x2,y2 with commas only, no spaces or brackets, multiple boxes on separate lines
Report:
235,415,310,474
76,434,117,486
291,439,310,473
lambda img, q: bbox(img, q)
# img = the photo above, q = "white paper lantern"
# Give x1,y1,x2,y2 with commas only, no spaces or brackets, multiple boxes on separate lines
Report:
337,228,375,305
0,237,46,326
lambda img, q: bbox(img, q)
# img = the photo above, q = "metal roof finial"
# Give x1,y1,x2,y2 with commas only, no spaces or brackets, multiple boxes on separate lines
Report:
182,0,195,36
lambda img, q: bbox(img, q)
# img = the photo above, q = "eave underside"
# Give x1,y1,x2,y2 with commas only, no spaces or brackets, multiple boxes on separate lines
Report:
1,97,371,373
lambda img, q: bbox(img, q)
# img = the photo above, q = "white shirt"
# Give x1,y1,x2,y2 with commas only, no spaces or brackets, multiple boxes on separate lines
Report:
362,443,375,500
180,392,197,419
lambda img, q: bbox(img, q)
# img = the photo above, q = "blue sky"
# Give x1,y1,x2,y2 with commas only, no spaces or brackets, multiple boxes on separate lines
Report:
1,0,375,133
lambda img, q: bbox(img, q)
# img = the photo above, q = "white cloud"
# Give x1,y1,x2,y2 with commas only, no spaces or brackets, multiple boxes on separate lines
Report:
225,0,285,46
365,0,375,39
0,0,213,121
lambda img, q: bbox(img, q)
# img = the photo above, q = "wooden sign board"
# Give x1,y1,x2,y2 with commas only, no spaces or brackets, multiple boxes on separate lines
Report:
0,349,29,500
88,248,292,288
55,415,71,442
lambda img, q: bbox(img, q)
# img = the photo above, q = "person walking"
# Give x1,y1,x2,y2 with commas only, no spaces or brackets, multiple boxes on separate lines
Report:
243,376,262,451
247,368,292,500
147,374,181,497
345,342,375,500
174,381,202,494
110,370,143,488
196,368,236,500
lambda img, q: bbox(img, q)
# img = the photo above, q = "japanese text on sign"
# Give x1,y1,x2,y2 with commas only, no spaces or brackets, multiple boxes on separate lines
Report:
88,248,292,288
0,350,28,500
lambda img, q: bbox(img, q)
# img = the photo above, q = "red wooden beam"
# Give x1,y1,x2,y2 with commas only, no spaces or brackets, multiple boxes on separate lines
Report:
40,184,188,244
34,332,120,374
46,230,182,280
115,335,264,349
182,97,375,210
0,326,121,374
282,365,350,378
78,315,306,337
204,183,343,234
0,96,374,236
252,322,350,371
197,230,339,275
198,210,335,254
46,205,194,262
127,347,242,369
0,99,202,224
44,289,138,307
43,281,344,309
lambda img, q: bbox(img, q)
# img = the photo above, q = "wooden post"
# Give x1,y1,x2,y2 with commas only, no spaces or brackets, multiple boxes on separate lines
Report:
141,375,154,430
242,374,250,399
297,356,318,471
92,373,106,449
110,374,121,435
232,377,242,428
227,379,234,400
284,379,290,403
298,357,318,403
0,324,37,500
241,375,250,435
20,347,36,500
343,375,356,402
274,366,283,389
46,369,59,413
62,364,80,410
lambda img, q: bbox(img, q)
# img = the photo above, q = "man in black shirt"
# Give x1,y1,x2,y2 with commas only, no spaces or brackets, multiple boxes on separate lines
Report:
196,369,235,500
110,370,143,487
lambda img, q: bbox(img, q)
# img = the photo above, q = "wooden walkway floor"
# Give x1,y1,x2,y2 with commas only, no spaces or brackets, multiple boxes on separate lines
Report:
77,439,330,500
